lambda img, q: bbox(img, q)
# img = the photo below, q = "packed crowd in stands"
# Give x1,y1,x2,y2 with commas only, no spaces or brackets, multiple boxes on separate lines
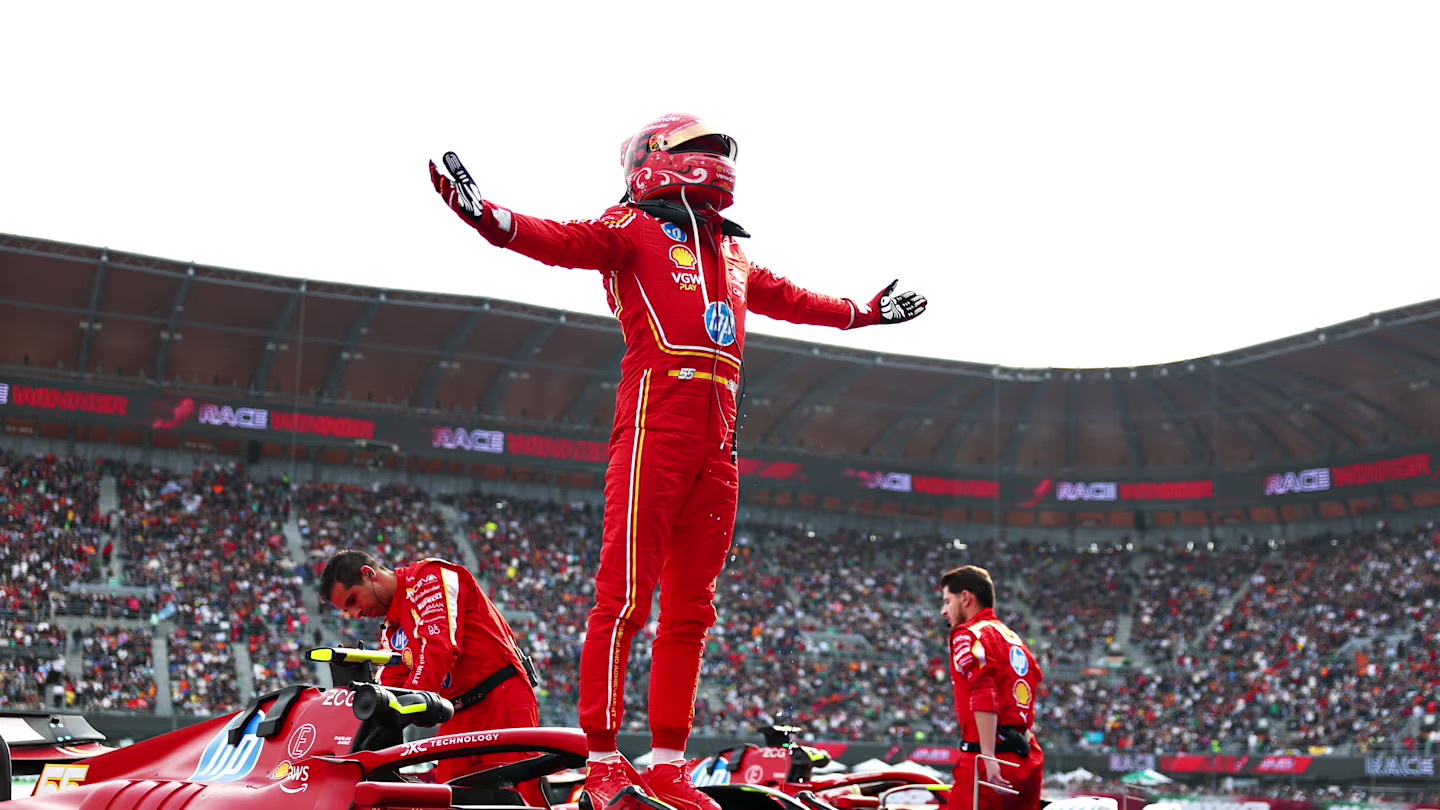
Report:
2,448,1438,760
114,461,299,631
0,615,68,710
1129,547,1257,662
297,482,461,569
1025,549,1132,666
1042,529,1440,754
1,450,108,614
250,631,311,696
73,625,157,712
112,461,310,713
169,626,240,714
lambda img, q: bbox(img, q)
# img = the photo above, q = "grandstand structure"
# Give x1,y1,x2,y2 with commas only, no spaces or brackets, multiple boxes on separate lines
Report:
3,232,1440,537
3,233,1440,798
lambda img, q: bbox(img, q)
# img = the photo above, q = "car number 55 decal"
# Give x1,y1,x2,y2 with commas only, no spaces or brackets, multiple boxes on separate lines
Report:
34,764,89,795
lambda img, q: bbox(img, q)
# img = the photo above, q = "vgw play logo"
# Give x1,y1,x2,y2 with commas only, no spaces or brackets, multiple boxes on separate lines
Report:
189,710,267,782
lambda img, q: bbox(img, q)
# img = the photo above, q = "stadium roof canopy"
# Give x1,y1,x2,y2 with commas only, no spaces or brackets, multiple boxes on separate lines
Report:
4,232,1439,476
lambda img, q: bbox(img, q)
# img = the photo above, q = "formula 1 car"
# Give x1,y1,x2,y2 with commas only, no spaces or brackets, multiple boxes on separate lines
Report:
683,726,1111,810
5,649,912,810
0,647,616,810
686,725,950,810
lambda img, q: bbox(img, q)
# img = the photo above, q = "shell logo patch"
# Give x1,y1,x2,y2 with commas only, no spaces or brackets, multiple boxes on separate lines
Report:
402,648,415,669
1013,680,1032,707
670,246,697,269
270,760,293,780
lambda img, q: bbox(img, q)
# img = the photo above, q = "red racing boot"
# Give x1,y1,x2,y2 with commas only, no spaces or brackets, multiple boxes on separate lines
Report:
645,763,722,810
585,760,675,810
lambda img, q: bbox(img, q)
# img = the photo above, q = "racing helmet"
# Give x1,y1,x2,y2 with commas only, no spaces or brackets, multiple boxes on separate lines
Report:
621,113,738,210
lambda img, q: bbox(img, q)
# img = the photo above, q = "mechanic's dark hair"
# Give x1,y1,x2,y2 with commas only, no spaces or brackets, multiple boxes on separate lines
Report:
939,565,995,609
318,549,389,600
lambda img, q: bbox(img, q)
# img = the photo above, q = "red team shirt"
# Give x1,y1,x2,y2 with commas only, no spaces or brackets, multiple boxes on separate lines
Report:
474,201,863,441
948,608,1044,741
377,559,526,698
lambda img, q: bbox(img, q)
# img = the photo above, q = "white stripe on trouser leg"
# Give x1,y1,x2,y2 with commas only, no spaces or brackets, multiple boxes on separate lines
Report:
606,370,649,727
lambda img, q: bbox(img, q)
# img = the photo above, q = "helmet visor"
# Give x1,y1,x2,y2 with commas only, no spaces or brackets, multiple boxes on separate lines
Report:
660,123,738,160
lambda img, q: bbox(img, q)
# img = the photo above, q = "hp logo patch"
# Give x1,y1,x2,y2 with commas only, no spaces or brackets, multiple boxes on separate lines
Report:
190,710,266,782
1009,646,1029,677
662,222,687,242
704,302,737,347
390,628,408,650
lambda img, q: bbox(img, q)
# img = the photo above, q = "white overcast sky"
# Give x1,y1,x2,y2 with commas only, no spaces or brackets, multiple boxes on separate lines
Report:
4,2,1437,369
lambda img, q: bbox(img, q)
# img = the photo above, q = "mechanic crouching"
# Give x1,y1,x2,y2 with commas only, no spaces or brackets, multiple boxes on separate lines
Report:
940,565,1045,810
320,549,541,782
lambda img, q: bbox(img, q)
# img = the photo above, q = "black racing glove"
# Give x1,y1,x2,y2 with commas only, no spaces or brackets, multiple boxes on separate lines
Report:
856,280,928,326
428,151,487,231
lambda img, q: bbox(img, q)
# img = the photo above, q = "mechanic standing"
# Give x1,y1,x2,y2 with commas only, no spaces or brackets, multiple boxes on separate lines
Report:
940,565,1045,810
429,114,928,810
319,549,540,782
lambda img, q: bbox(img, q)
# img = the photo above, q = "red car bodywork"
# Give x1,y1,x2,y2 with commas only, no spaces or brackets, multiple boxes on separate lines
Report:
688,742,949,810
7,684,600,810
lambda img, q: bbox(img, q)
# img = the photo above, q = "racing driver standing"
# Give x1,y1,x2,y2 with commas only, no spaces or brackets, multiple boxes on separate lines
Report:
428,114,928,810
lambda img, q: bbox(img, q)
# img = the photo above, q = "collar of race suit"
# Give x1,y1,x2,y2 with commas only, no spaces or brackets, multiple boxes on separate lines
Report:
627,199,751,239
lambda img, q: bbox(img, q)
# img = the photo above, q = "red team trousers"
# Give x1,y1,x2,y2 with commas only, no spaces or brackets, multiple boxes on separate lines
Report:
578,374,739,752
435,677,541,783
950,745,1045,810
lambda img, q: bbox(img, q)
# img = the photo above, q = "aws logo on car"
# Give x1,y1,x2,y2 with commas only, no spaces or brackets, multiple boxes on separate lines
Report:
189,710,266,782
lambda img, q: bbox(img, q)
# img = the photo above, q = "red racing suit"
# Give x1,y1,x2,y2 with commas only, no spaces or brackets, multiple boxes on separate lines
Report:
470,199,871,751
378,558,539,780
948,608,1045,810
